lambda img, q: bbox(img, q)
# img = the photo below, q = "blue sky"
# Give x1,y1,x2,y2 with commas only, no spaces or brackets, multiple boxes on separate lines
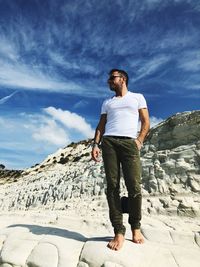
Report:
0,0,199,169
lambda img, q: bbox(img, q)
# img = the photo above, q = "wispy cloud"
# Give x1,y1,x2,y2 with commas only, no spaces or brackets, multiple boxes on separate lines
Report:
177,51,200,72
0,60,82,93
0,14,100,96
0,91,18,105
0,0,199,97
133,56,170,82
48,52,80,71
49,51,99,75
73,100,89,109
0,37,19,62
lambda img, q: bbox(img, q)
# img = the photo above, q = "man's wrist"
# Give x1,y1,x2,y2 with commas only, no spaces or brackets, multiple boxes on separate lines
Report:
92,141,100,148
136,138,143,146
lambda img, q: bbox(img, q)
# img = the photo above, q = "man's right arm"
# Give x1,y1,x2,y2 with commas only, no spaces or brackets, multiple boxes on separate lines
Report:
91,114,107,162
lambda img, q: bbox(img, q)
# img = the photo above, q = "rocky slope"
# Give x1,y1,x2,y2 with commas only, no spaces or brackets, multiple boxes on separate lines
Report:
0,110,200,217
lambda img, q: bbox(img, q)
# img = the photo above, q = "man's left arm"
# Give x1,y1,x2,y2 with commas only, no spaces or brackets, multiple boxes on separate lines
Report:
135,108,150,149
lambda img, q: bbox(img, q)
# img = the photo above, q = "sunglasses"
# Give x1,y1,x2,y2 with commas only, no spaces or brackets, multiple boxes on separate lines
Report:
108,75,122,80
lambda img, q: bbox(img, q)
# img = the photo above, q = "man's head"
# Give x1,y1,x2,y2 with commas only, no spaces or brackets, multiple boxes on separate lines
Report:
107,69,129,91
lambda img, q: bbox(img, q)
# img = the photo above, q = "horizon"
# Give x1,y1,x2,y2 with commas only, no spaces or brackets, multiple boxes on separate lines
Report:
0,0,200,169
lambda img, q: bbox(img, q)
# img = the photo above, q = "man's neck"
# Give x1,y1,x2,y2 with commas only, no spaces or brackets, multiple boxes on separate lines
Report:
115,86,128,97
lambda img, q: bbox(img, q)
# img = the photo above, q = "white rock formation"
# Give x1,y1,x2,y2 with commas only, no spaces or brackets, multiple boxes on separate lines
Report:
0,110,199,267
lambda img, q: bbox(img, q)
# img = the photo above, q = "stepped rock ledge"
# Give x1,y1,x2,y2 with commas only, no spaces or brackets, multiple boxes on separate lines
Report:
0,110,200,267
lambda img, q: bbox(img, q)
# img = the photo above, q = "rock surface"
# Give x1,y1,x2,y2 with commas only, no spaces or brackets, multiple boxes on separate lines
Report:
0,212,199,267
0,110,200,267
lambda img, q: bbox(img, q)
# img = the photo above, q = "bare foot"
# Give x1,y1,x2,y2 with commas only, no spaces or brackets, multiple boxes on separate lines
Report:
107,233,125,250
132,229,144,244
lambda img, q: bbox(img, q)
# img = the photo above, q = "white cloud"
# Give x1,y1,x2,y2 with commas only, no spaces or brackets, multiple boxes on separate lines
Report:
44,107,94,137
150,116,163,128
22,107,95,146
0,107,95,169
32,119,69,146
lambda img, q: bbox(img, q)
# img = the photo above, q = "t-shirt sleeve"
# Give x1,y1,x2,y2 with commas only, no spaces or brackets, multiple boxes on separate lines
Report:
138,94,147,109
101,100,107,114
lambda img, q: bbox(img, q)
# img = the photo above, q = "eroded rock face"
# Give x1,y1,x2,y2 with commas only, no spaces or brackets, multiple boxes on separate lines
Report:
140,111,200,216
0,111,199,217
145,111,200,150
141,142,200,194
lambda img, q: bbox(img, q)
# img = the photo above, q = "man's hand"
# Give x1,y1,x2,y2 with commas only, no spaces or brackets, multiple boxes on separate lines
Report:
91,114,106,162
135,139,143,150
91,146,101,162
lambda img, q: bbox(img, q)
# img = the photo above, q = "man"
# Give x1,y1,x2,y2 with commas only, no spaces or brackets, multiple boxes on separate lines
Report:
91,69,150,250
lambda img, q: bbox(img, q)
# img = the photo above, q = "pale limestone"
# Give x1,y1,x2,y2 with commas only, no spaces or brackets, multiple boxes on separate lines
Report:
26,242,58,267
0,238,38,266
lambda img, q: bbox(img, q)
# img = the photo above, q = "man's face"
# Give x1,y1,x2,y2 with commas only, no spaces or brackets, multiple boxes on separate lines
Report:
107,71,124,91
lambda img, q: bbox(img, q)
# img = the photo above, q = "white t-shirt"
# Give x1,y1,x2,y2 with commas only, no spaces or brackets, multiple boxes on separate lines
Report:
101,91,147,138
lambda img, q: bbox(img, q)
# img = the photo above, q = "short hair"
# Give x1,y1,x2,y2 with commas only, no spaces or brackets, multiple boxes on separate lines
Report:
109,69,129,86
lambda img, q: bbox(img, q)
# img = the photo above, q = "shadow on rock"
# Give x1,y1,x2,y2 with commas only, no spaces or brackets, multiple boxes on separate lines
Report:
8,224,87,242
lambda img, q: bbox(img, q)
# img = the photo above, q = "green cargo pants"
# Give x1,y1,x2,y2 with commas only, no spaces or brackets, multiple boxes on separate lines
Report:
101,136,142,235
